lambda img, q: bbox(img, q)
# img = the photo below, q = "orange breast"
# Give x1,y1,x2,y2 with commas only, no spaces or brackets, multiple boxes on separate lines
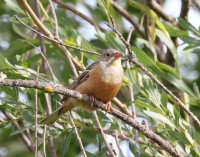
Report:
75,64,122,104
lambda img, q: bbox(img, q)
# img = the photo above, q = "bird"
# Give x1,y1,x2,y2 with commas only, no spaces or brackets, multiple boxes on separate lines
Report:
40,49,124,126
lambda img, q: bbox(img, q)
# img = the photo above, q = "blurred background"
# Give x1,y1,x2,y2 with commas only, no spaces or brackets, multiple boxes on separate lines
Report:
0,0,200,156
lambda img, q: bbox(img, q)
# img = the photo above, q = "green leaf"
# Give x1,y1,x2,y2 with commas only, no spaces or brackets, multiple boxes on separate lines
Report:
166,73,196,97
161,91,168,107
86,151,99,157
129,139,145,156
163,22,188,37
131,46,165,77
0,54,12,68
62,130,73,155
168,130,190,145
12,23,33,39
23,110,34,123
156,61,178,77
179,35,200,46
143,110,176,128
178,18,200,37
134,100,162,113
156,29,179,73
137,38,157,61
0,86,18,100
7,39,39,57
11,126,30,136
5,0,22,13
129,1,169,38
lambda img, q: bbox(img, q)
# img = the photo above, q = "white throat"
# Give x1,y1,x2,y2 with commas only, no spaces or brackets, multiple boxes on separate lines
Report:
100,58,123,84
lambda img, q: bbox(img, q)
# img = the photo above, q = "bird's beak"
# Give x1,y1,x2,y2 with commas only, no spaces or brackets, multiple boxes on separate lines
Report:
113,52,122,58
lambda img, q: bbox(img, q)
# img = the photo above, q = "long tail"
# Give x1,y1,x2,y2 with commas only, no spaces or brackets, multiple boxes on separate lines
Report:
40,103,73,126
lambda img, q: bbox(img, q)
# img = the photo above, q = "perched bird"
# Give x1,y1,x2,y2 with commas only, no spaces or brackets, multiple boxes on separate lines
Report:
40,49,124,126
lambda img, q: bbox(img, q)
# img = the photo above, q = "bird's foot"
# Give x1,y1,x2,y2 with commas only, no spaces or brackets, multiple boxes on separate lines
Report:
104,102,112,113
89,96,96,108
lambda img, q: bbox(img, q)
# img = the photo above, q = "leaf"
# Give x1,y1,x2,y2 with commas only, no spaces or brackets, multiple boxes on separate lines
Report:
161,91,168,107
12,23,33,39
0,54,12,68
166,73,196,97
137,38,157,61
179,35,200,46
133,100,162,113
143,110,176,128
129,1,169,38
62,130,73,155
5,0,22,13
7,39,39,57
11,126,30,136
131,46,165,77
168,130,190,145
156,61,178,77
184,130,193,145
129,139,145,156
163,22,188,37
86,151,99,157
178,18,200,37
156,29,179,70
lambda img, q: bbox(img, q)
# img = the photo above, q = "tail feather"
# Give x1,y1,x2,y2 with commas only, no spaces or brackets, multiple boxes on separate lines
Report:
40,107,63,126
40,102,74,126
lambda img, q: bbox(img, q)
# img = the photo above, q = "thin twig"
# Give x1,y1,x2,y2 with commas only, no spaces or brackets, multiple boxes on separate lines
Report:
147,0,178,26
14,15,130,116
0,67,50,82
48,138,57,157
92,111,115,157
68,112,87,157
34,65,40,157
48,0,77,77
16,0,93,69
105,17,200,127
48,2,87,156
125,26,138,144
0,79,185,157
192,0,200,10
14,16,99,56
48,0,59,39
114,130,125,157
24,41,57,83
43,125,47,157
0,107,35,153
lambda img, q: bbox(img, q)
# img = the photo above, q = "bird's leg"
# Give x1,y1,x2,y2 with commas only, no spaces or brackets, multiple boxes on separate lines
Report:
89,96,96,108
104,102,112,113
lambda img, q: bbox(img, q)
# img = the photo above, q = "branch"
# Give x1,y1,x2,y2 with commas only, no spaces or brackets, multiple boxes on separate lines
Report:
0,79,184,157
68,112,87,157
0,108,35,154
192,0,200,10
52,0,106,32
15,16,100,56
93,111,115,157
34,66,39,157
16,0,85,70
147,0,178,26
15,15,130,117
180,0,192,19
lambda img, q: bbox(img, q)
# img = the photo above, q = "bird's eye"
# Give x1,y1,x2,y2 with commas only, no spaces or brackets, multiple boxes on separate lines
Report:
106,53,110,57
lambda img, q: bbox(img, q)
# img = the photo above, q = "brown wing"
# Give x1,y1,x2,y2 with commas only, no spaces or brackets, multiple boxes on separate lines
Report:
62,61,99,102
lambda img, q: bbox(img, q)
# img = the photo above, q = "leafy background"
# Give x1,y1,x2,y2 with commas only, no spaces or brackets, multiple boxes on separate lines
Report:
0,0,200,157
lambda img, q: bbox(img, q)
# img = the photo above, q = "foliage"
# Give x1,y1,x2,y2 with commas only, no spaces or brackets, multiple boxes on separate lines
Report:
0,0,200,157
